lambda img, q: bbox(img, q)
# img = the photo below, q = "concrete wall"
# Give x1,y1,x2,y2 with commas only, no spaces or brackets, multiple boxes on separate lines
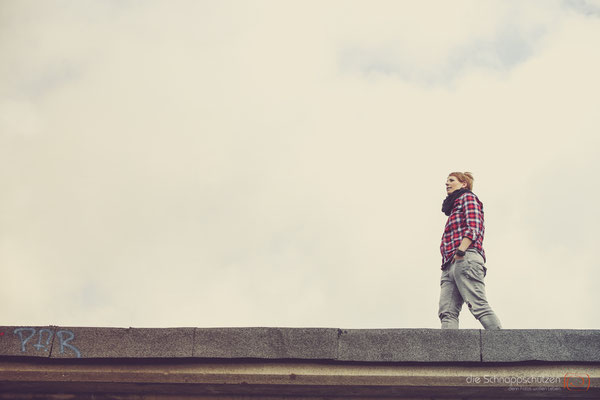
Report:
1,327,599,399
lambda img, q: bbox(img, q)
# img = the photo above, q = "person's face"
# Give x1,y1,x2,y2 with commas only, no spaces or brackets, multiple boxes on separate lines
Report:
446,175,466,194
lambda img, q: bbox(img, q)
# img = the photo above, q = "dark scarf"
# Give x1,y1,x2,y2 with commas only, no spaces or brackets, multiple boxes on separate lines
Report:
442,188,471,216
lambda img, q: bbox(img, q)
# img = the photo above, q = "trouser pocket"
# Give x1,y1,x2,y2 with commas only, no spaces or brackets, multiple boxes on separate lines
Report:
462,259,485,283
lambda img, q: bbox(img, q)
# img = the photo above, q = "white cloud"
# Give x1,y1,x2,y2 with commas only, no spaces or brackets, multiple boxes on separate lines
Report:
565,0,600,16
338,0,561,85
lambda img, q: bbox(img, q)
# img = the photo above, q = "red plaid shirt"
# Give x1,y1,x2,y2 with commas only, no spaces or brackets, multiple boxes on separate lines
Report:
440,191,486,269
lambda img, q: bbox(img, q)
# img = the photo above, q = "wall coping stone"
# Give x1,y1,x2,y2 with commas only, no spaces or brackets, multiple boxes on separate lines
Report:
1,327,599,363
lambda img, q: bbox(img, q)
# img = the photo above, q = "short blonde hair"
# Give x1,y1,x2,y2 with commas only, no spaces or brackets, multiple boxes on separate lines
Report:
449,172,474,191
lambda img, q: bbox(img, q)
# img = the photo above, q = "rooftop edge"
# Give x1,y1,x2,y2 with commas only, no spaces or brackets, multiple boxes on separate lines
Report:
1,327,599,363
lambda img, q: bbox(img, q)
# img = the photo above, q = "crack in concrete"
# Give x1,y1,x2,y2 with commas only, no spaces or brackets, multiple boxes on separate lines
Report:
479,329,483,362
335,329,345,360
191,328,196,358
47,326,57,358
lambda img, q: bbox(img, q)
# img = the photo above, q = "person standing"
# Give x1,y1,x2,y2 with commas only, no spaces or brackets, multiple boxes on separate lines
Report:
439,172,502,329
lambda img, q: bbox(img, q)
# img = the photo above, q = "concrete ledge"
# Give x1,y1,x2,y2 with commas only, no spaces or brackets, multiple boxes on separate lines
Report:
1,326,600,363
194,327,338,360
482,330,600,362
2,328,600,399
53,327,196,359
1,326,56,357
338,328,481,362
0,360,598,399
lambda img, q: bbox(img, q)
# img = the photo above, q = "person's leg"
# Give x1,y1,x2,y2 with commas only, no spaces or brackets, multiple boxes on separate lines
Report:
438,263,464,329
453,251,502,330
479,314,502,330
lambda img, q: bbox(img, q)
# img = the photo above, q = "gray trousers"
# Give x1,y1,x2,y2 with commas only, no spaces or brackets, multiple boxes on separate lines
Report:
438,249,502,329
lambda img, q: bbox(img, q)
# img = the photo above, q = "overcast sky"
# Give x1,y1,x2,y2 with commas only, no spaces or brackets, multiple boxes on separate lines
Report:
1,0,599,330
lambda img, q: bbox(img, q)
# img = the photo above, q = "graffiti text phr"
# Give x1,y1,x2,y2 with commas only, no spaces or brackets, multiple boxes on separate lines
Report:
13,327,81,358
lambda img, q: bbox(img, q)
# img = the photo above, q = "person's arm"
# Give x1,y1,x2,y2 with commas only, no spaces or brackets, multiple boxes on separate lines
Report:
454,237,473,260
457,237,473,253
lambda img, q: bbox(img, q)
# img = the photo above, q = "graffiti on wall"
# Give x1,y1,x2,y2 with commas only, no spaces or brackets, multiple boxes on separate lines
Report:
12,327,82,358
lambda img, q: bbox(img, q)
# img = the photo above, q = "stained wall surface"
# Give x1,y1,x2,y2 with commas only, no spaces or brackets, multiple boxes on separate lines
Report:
1,327,599,399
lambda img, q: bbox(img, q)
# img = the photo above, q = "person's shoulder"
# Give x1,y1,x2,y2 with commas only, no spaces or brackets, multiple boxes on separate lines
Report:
460,191,482,203
461,191,484,209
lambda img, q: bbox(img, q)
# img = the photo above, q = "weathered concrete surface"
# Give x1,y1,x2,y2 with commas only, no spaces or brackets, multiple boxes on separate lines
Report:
193,327,338,359
2,327,600,363
338,328,480,362
0,360,598,399
0,326,56,357
2,327,600,398
51,327,195,359
482,330,600,362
